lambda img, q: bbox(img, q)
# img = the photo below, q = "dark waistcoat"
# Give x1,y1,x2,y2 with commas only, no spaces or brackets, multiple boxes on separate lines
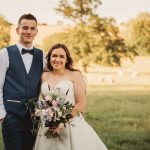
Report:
3,45,43,117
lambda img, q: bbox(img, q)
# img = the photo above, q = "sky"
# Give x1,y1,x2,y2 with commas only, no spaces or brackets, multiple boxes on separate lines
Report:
0,0,150,25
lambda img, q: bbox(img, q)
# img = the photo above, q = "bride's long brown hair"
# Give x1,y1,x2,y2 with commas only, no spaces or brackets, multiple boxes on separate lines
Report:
46,43,79,72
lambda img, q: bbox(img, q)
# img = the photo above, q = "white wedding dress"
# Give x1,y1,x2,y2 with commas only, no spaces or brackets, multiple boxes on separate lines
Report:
34,80,108,150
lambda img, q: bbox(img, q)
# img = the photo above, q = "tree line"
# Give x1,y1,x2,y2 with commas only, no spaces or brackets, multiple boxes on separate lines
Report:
0,15,11,49
0,0,150,71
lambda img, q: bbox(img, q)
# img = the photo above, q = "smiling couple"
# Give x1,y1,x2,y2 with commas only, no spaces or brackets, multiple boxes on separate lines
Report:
0,13,107,150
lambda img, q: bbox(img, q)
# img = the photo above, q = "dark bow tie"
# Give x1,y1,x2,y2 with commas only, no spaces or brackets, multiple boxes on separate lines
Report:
21,48,34,55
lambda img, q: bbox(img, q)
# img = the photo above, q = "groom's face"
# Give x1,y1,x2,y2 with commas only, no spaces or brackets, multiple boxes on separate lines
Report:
16,19,38,45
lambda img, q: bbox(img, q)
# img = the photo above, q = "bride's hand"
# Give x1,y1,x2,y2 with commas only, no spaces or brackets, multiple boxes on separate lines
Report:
49,123,64,132
55,123,64,132
72,108,79,117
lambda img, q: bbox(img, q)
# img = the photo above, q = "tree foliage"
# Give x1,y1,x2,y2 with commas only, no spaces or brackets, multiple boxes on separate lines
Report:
0,15,11,49
44,0,137,71
88,15,137,66
56,0,101,24
122,12,150,55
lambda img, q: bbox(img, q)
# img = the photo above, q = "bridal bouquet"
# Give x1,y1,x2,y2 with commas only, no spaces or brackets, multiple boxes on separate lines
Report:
29,87,73,138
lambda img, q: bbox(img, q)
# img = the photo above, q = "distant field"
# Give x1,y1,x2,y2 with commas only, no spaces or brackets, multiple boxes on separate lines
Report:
84,56,150,85
0,84,150,150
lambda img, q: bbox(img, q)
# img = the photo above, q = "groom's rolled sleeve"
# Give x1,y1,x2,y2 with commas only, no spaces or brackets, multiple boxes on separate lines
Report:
0,48,9,119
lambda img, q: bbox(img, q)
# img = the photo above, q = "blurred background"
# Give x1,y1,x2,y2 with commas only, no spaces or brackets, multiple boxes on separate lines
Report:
0,0,150,149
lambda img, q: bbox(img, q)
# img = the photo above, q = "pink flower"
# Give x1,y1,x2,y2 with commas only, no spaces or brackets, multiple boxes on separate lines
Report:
52,100,58,107
46,108,53,118
45,96,51,101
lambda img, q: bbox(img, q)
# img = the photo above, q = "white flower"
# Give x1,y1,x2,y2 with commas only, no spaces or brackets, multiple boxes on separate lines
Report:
58,111,62,117
63,106,66,110
45,108,53,118
41,109,47,116
35,109,42,116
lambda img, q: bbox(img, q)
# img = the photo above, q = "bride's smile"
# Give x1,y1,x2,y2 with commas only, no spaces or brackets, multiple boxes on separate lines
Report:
50,47,67,71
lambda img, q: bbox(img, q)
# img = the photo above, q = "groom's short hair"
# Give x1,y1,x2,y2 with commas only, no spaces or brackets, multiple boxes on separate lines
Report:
18,13,37,25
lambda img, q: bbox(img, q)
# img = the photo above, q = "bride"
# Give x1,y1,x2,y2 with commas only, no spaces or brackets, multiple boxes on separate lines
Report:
34,43,108,150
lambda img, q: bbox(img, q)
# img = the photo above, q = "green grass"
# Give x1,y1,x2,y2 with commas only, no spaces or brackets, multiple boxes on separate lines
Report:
0,132,3,149
85,85,150,150
0,85,150,150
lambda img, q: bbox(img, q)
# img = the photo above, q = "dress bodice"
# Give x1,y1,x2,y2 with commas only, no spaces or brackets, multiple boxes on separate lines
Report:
40,80,75,105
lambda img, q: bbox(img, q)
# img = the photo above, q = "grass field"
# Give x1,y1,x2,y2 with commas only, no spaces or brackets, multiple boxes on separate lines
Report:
85,85,150,150
0,85,150,150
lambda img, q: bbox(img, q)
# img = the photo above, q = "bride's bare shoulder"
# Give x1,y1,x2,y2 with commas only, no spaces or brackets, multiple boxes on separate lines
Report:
41,71,52,81
71,70,85,81
72,70,81,76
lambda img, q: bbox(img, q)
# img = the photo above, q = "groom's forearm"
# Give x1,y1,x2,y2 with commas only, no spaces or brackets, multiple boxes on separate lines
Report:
0,48,8,120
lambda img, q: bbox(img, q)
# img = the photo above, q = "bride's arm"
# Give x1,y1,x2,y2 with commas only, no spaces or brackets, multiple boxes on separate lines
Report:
72,71,86,117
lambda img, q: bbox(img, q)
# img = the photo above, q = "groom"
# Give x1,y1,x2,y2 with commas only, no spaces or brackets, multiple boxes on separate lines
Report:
0,14,45,150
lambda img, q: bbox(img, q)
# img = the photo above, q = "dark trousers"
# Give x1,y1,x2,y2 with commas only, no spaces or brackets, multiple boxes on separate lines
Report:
2,112,36,150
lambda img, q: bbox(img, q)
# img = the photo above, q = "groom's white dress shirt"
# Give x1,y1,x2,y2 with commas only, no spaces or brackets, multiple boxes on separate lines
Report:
0,43,46,119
